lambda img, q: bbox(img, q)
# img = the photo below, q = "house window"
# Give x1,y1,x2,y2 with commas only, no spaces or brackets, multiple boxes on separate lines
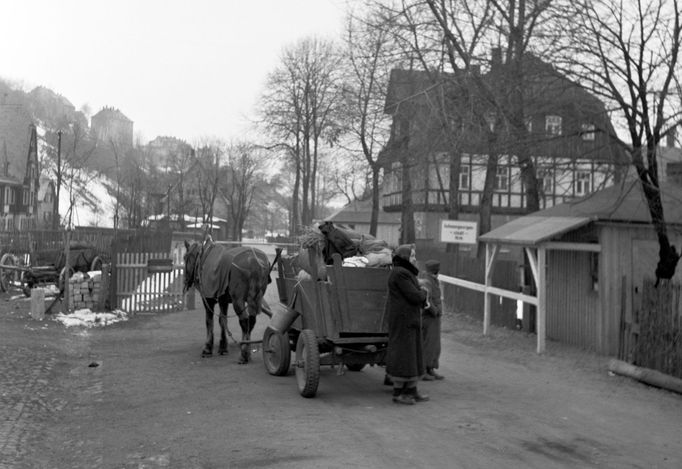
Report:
581,123,596,140
575,171,591,195
538,170,554,194
545,115,563,135
459,164,471,190
525,117,533,133
494,165,509,191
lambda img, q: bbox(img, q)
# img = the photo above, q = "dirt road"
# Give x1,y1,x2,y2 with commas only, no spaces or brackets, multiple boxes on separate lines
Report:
1,282,681,469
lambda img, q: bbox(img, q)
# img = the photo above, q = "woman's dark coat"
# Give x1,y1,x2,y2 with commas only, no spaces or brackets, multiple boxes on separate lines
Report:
419,271,442,369
385,256,428,379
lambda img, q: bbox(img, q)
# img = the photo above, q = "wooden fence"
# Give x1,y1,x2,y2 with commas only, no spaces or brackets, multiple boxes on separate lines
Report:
628,279,682,379
114,252,185,313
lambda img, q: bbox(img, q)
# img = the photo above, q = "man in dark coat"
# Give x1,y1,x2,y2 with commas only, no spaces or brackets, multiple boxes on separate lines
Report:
385,244,429,404
419,260,444,381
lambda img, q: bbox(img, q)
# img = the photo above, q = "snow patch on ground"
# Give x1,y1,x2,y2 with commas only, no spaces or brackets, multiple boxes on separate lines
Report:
54,308,129,327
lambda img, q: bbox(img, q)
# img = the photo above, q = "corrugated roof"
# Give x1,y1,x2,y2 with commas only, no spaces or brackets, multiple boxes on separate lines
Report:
479,216,592,246
479,178,682,246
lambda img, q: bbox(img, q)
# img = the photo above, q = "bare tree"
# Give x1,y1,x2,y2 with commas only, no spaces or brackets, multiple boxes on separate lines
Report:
560,0,682,283
219,143,268,241
260,37,346,232
341,7,394,236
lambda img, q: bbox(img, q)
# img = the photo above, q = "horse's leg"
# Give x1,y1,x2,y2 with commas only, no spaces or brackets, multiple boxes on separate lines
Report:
202,298,216,357
237,314,257,364
217,295,230,355
232,299,249,364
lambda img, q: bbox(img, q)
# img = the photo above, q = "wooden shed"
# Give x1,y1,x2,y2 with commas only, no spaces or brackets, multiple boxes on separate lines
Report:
479,179,682,355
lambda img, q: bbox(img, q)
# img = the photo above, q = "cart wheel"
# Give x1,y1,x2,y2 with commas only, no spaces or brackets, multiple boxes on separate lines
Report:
346,364,366,372
295,329,320,398
90,256,103,272
262,326,291,376
0,253,17,293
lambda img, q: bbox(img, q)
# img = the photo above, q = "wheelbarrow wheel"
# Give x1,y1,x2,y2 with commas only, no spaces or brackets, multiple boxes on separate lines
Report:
295,329,320,398
262,326,291,376
0,253,18,293
90,256,103,272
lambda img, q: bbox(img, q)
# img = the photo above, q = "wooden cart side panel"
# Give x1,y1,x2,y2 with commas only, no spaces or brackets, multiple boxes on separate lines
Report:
328,256,390,334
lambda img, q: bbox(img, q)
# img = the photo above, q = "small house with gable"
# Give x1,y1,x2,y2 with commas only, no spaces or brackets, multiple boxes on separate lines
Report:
0,102,41,231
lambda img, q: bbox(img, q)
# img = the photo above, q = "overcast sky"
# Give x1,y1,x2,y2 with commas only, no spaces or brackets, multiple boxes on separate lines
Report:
1,0,347,144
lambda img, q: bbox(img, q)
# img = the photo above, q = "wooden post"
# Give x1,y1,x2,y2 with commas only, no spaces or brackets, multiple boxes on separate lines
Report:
30,288,45,320
537,246,547,354
483,243,499,336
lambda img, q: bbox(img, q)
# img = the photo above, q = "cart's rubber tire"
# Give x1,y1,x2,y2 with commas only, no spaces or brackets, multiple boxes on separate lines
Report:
0,253,17,293
90,256,103,272
346,363,366,372
263,326,291,376
295,329,320,398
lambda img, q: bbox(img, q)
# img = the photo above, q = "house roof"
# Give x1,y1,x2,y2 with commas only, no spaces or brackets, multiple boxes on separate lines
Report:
326,198,401,225
534,178,682,224
0,104,33,183
479,179,682,246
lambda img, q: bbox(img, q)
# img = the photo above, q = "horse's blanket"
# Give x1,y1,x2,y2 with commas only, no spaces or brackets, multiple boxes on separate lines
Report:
199,244,269,299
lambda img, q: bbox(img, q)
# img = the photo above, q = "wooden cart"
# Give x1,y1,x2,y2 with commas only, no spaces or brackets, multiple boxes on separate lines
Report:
0,242,104,296
262,249,390,398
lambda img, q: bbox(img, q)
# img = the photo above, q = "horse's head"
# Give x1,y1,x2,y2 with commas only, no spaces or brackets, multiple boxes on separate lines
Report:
183,241,200,293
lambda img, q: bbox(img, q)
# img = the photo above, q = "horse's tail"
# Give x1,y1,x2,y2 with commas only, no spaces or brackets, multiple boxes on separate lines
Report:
246,251,269,317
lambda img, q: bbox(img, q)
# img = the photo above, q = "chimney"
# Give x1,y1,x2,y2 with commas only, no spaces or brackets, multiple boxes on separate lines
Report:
667,127,677,147
491,47,502,69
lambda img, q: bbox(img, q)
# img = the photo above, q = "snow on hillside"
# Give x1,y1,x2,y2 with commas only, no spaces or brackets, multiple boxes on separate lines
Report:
37,126,117,228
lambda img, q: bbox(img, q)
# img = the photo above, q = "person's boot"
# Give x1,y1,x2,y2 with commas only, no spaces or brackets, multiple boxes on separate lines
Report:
392,386,415,405
407,386,430,402
383,374,394,386
422,369,435,381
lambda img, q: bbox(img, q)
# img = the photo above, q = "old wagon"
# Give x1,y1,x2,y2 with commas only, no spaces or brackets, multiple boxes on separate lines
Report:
0,241,104,296
262,249,390,398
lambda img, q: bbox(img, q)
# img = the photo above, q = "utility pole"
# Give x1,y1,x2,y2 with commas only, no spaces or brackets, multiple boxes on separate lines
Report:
53,130,62,230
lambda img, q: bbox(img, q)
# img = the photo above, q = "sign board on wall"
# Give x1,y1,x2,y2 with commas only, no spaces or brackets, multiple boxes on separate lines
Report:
440,220,478,244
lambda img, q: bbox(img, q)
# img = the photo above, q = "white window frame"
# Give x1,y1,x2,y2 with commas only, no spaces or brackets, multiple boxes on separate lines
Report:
545,115,563,136
494,165,510,191
575,171,591,196
581,123,596,141
459,164,471,190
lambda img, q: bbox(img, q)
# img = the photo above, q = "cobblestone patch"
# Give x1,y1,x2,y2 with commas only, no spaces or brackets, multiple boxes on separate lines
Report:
0,346,58,469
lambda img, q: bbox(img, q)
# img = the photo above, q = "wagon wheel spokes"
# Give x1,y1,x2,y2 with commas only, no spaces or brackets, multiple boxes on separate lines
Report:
0,253,18,293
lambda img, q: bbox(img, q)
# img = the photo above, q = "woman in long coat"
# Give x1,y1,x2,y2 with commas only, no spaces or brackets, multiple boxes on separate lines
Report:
384,244,429,405
419,260,444,380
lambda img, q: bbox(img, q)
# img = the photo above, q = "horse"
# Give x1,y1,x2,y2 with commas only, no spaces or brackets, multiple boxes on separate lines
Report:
183,240,271,363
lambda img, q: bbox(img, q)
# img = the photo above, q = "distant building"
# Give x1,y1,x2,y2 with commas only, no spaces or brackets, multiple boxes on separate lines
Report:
0,101,41,230
91,106,133,148
145,136,193,170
